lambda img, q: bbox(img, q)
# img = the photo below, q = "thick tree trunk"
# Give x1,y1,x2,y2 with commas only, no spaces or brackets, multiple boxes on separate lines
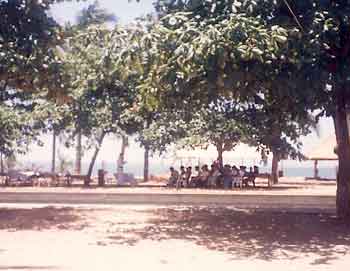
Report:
117,135,128,177
216,143,224,169
333,87,350,220
51,131,56,173
271,151,279,184
86,132,106,182
75,131,82,174
144,144,150,182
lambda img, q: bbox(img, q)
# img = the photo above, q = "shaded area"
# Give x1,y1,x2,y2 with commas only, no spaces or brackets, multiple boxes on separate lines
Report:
0,266,59,270
105,207,350,264
0,207,85,231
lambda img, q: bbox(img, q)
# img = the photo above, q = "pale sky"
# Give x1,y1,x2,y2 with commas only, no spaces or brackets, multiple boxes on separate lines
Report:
50,0,156,25
20,0,336,174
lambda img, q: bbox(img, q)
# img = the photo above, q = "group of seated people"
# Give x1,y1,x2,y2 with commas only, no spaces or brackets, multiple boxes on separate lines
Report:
167,162,259,189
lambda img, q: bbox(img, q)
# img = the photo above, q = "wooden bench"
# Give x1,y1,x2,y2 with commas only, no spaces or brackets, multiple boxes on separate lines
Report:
65,174,91,186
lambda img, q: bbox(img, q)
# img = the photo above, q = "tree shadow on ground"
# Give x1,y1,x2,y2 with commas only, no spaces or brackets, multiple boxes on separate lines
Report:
0,207,85,231
106,207,350,264
0,266,59,270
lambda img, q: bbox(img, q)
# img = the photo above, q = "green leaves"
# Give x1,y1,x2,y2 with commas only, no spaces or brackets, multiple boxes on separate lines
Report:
133,10,291,112
58,23,137,146
0,104,40,156
0,0,65,96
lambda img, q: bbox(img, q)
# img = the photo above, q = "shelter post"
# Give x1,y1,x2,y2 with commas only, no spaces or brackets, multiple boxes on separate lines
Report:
314,160,319,179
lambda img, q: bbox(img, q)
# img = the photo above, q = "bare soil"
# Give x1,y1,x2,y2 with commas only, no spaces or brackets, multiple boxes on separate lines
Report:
0,205,350,270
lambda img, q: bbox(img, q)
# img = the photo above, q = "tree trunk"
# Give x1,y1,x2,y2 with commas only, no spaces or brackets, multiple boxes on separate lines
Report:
314,160,319,179
333,87,350,220
86,132,106,183
144,143,150,182
271,151,279,184
117,135,128,177
216,142,224,169
51,131,57,173
75,131,82,174
0,152,3,174
0,152,4,174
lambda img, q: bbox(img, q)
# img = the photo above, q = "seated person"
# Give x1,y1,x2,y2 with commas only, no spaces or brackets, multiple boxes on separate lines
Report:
190,166,201,187
222,164,233,189
239,166,247,177
184,166,192,187
242,166,256,187
232,165,241,187
199,165,210,188
254,166,259,175
167,167,179,187
208,164,221,188
178,166,186,188
246,167,252,176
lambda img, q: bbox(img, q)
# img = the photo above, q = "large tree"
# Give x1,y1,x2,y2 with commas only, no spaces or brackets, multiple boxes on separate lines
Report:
149,0,350,218
62,25,137,182
178,101,244,168
242,93,317,184
278,0,350,219
70,0,118,174
133,6,296,163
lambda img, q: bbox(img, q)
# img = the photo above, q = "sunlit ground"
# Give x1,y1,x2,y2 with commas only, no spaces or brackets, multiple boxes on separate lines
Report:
0,204,349,271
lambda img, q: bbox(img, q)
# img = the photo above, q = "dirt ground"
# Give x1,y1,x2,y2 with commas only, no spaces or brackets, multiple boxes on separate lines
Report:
0,177,337,196
0,204,350,271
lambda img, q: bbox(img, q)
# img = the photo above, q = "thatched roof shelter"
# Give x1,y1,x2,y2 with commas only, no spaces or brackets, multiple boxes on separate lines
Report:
307,135,338,161
307,135,337,179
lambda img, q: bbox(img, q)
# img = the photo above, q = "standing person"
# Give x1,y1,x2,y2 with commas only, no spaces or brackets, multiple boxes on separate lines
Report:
167,167,179,187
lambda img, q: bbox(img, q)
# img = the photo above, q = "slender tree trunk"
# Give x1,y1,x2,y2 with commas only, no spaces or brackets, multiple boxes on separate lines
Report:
0,152,4,174
0,79,8,101
271,151,279,184
334,86,350,220
144,143,150,182
51,131,56,173
75,130,82,174
86,132,106,182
